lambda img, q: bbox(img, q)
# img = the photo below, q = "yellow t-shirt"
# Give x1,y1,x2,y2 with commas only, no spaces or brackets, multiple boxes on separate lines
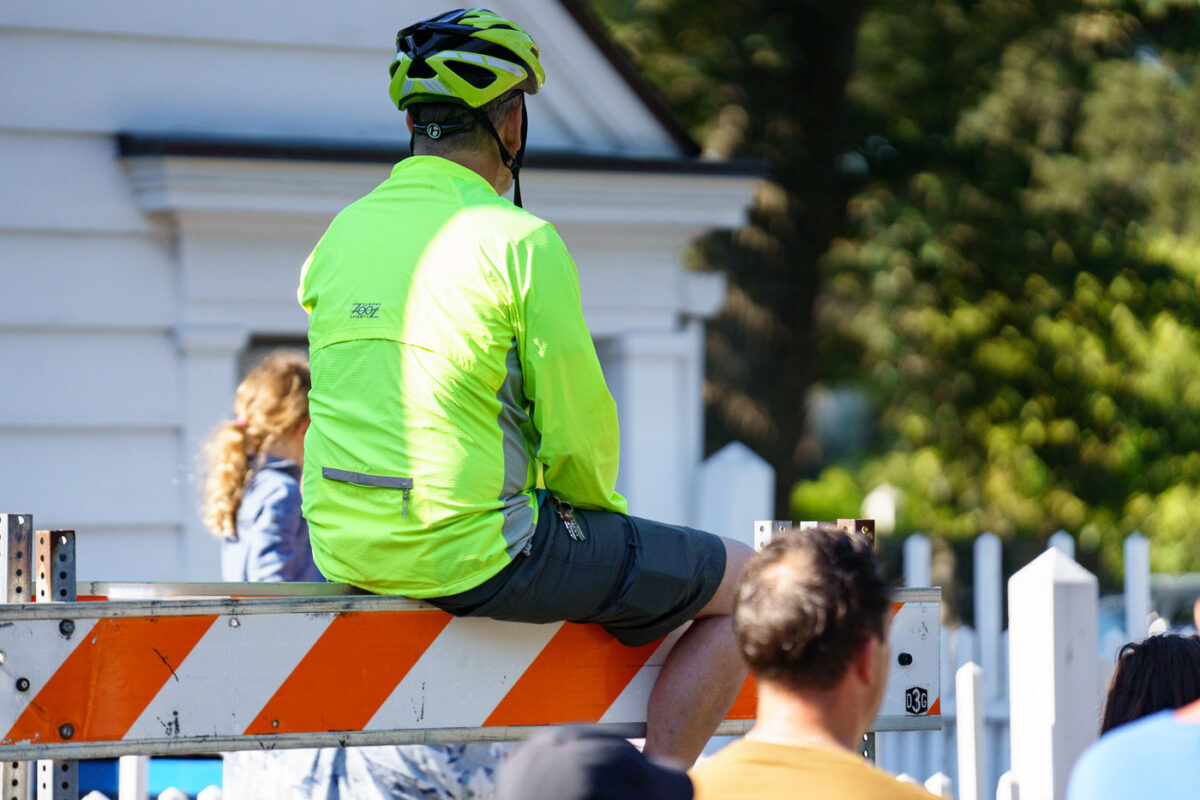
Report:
690,739,940,800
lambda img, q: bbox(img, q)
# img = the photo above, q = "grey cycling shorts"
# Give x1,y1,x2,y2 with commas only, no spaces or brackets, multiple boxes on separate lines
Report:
426,495,726,647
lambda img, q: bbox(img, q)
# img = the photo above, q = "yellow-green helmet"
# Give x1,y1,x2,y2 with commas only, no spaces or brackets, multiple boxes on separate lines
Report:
388,8,546,110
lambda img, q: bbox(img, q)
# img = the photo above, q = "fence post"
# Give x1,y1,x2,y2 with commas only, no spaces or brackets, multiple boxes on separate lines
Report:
956,663,986,800
1008,549,1099,800
996,771,1018,800
905,533,931,587
1123,532,1150,642
119,754,148,800
975,533,1003,699
696,442,774,549
1046,531,1074,559
925,772,954,798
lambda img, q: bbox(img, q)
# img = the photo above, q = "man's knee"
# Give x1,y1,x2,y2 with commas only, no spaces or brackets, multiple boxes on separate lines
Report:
698,537,755,618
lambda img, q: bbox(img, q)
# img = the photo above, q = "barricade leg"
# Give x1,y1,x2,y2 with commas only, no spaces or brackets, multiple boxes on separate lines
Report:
2,515,34,800
34,531,77,800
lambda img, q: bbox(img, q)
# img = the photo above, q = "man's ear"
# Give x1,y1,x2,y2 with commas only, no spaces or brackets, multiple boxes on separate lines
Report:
852,636,878,686
406,112,414,134
1193,598,1199,632
501,98,524,155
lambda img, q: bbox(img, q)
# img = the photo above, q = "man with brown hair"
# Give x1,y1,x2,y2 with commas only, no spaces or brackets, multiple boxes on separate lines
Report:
690,525,937,799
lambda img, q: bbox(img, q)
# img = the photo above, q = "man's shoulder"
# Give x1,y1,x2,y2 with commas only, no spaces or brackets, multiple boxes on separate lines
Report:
453,198,561,247
691,740,938,800
1068,711,1200,799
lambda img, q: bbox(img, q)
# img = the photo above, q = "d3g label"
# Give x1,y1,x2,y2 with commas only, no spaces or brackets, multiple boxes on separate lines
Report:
905,686,929,715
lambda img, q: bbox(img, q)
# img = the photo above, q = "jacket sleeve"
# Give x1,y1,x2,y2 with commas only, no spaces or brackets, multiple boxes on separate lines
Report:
512,225,628,514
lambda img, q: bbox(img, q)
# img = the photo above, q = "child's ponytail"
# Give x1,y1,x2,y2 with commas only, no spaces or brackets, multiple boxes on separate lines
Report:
202,420,253,539
201,351,310,539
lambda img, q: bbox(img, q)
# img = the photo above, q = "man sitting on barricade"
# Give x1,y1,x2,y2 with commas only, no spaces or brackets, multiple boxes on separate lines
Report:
297,8,752,766
690,524,937,798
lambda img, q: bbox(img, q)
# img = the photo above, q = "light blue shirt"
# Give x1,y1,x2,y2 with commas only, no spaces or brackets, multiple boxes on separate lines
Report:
1067,710,1200,800
221,456,325,583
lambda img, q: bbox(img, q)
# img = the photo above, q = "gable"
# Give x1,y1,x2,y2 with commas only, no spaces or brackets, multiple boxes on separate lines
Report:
0,0,693,158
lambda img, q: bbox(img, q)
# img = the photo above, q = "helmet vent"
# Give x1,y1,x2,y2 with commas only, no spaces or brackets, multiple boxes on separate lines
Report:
445,61,499,89
407,60,436,79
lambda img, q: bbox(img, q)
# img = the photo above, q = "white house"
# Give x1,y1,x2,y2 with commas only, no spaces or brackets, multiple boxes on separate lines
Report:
0,0,759,581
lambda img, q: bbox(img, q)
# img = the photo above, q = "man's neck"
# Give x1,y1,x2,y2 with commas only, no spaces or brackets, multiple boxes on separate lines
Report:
746,681,866,753
1176,696,1200,724
418,149,509,195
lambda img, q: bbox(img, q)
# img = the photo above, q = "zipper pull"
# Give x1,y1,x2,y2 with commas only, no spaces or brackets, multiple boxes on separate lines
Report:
402,488,410,519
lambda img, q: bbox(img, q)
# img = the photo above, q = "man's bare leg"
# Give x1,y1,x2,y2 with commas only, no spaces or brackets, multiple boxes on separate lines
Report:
643,537,755,765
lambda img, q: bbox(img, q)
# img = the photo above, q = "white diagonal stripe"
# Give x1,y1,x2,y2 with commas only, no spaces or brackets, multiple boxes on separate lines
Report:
0,618,99,737
124,612,333,740
598,625,688,724
366,616,561,730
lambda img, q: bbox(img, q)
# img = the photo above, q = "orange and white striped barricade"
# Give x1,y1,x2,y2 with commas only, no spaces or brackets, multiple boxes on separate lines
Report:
1,516,940,768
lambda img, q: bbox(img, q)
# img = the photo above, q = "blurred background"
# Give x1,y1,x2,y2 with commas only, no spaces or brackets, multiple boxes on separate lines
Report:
593,0,1200,608
3,0,1198,613
4,2,1200,796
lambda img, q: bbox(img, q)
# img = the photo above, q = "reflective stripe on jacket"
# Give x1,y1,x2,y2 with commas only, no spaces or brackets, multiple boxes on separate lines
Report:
298,156,626,597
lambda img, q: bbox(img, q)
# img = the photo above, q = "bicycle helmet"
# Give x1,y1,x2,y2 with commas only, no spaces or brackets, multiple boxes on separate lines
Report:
389,8,546,206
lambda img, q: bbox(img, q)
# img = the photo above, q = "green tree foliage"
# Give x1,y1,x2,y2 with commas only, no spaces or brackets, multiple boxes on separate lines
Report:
811,0,1200,573
591,0,1200,573
590,0,866,516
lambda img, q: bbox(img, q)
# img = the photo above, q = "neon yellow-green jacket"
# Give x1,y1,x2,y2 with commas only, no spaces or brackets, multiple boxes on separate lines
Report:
297,156,627,597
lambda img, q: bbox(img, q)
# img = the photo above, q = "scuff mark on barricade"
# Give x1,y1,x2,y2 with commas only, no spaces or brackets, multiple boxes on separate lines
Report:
0,621,13,629
152,646,180,681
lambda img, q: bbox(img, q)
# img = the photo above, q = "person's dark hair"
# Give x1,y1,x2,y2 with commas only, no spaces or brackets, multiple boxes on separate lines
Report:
1099,633,1200,734
734,524,890,692
410,90,522,156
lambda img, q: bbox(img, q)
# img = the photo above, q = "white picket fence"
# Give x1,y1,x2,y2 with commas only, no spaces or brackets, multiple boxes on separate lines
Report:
84,787,220,800
877,530,1159,799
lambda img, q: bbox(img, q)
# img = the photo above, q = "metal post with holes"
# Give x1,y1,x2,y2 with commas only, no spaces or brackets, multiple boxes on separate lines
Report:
835,518,878,760
837,518,876,548
34,531,76,800
2,514,33,800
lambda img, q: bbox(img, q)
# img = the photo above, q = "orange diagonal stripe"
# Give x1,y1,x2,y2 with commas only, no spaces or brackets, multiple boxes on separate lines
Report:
244,609,451,735
890,601,904,620
5,615,217,745
727,673,758,720
484,623,661,727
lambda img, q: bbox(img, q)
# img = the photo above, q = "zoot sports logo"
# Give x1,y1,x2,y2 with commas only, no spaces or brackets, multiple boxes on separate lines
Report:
351,302,381,319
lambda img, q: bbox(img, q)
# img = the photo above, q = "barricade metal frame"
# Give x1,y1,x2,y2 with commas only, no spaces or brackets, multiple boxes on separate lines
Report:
2,514,941,798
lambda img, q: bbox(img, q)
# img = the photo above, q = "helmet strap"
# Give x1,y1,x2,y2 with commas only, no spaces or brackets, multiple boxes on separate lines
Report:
474,95,528,208
408,118,470,156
